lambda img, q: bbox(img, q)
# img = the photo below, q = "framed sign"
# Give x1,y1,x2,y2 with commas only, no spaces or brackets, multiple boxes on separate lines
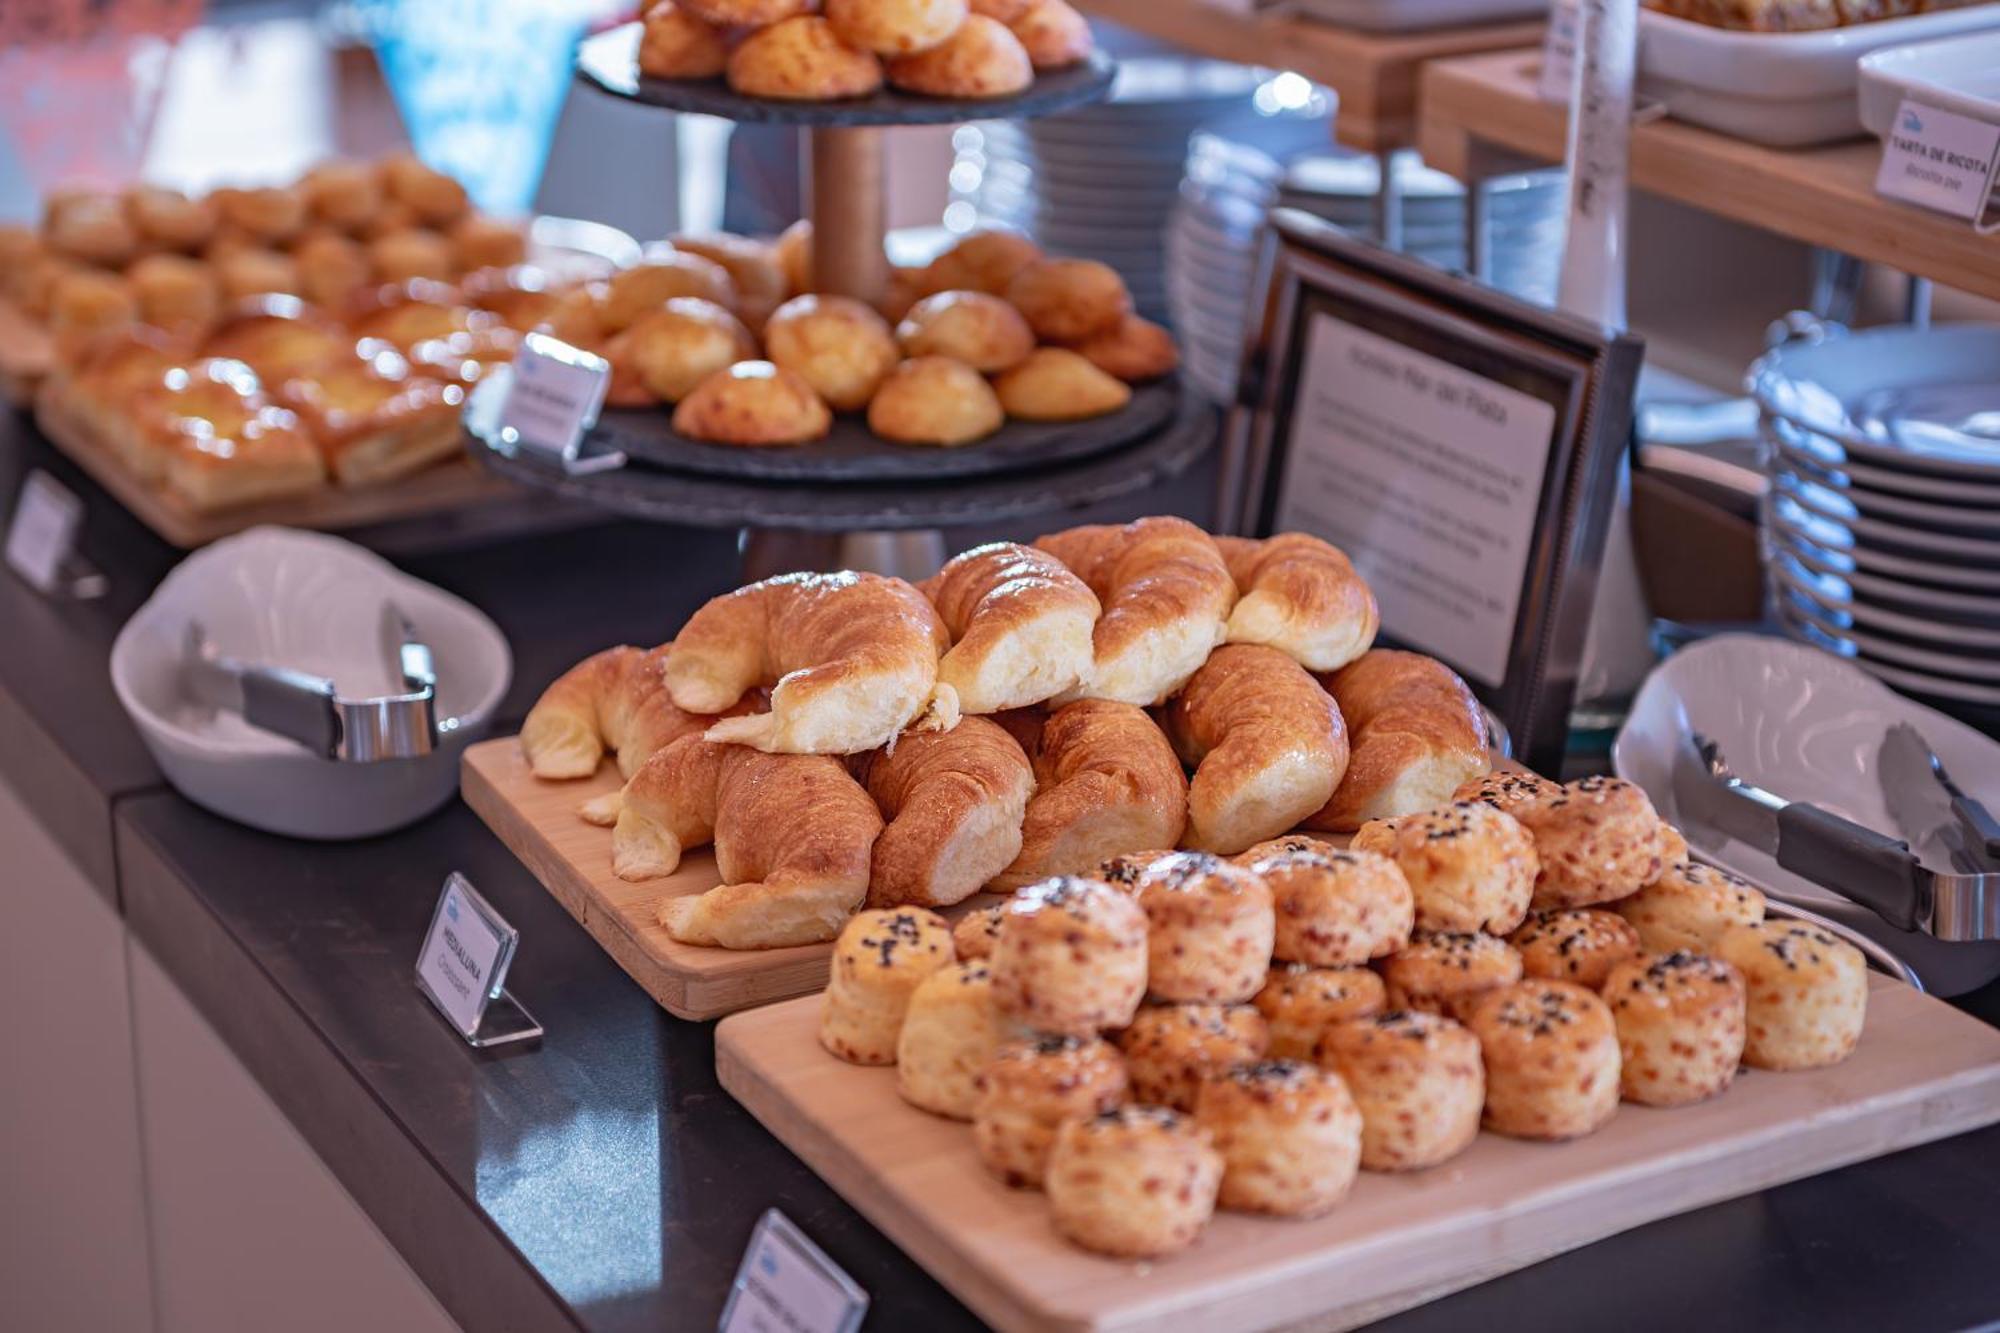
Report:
1229,209,1642,772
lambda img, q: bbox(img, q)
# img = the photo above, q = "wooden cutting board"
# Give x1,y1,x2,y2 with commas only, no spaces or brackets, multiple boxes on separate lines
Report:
716,981,2000,1332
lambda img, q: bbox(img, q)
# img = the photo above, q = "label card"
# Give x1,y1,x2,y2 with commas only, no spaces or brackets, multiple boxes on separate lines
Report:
416,872,530,1044
6,469,84,595
497,331,611,465
1875,98,2000,227
719,1209,868,1333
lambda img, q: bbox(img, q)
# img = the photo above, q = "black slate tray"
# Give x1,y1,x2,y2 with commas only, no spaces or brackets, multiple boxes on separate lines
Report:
576,22,1115,126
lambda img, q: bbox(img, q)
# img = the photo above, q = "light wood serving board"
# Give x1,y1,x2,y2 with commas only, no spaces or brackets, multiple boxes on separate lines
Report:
716,981,2000,1332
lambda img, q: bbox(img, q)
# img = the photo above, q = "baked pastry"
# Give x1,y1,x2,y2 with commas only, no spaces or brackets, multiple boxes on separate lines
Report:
993,346,1132,421
345,279,480,349
1231,833,1337,865
953,903,1007,960
46,191,139,266
1304,650,1489,832
669,233,790,329
884,15,1033,97
1006,0,1091,67
369,228,457,283
522,643,713,780
639,1,733,78
1313,1009,1483,1171
1602,951,1747,1106
1349,818,1399,857
127,358,326,512
203,298,350,385
1514,775,1671,910
276,347,464,486
897,961,1002,1117
1372,801,1538,935
1508,908,1643,990
123,254,216,333
1034,515,1235,706
291,231,372,310
852,715,1034,909
974,1034,1127,1188
215,186,307,246
448,215,526,273
1241,845,1412,968
762,294,900,411
1094,848,1175,890
666,570,952,753
1380,930,1525,1019
1215,532,1377,674
990,875,1147,1034
1254,963,1386,1060
1660,824,1690,862
1195,1059,1361,1217
211,247,300,302
1454,770,1563,816
1465,981,1622,1140
47,269,137,352
895,290,1035,373
774,218,814,295
728,17,886,100
1006,257,1130,342
969,0,1033,20
1046,1107,1222,1256
672,360,833,446
125,186,218,251
918,230,1041,298
866,355,1004,446
0,226,42,300
1164,643,1349,854
622,299,756,402
381,154,469,226
682,0,813,23
993,700,1187,888
605,253,737,331
1070,313,1178,382
458,263,563,332
1716,920,1866,1070
1115,1002,1269,1111
300,161,385,232
67,327,201,477
827,0,970,55
1612,858,1766,955
919,540,1100,713
1130,853,1275,1004
820,907,956,1063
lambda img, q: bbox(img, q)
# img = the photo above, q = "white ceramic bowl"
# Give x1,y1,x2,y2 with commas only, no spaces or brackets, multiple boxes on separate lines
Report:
111,527,511,839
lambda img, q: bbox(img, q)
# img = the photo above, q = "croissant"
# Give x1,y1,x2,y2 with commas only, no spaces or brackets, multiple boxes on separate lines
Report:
852,716,1035,909
1164,644,1349,854
1215,533,1378,672
519,643,711,780
664,571,957,754
992,700,1188,889
614,735,883,947
1033,516,1235,706
1302,650,1490,833
919,542,1100,713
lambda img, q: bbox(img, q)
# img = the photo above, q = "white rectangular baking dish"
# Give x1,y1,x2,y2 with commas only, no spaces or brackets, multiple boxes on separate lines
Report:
1858,30,2000,138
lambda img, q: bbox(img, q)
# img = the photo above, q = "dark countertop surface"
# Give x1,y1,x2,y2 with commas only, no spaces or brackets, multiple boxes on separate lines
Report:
6,407,2000,1333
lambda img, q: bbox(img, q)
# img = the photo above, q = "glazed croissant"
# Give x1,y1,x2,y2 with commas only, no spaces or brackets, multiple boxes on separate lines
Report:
1033,516,1236,707
1302,649,1490,833
852,715,1035,909
1164,644,1349,854
992,699,1188,889
520,643,711,780
663,570,958,754
919,541,1100,713
614,734,883,947
1216,533,1378,672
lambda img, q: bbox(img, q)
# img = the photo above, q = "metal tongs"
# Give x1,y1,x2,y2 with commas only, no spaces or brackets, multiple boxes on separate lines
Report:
1671,729,2000,942
183,604,442,762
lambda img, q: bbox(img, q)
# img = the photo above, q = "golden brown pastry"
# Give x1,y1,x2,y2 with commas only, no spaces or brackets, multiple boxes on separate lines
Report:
125,186,218,252
459,263,564,332
866,355,1004,446
1116,1002,1269,1112
1196,1060,1361,1217
300,161,385,233
292,231,373,310
1304,650,1489,832
1603,951,1746,1106
345,278,478,347
1070,313,1177,382
1232,832,1338,865
897,961,1002,1117
1465,980,1621,1140
1215,532,1378,674
682,0,813,22
47,269,137,352
1660,824,1690,863
448,215,526,273
65,326,200,477
607,254,735,332
1508,908,1643,990
672,360,834,446
827,0,970,55
1164,643,1349,854
993,700,1188,888
919,541,1100,713
126,254,219,333
1454,769,1563,816
852,716,1034,909
990,875,1148,1034
974,1034,1127,1188
1254,963,1385,1060
728,17,886,100
12,253,77,321
380,154,469,226
1716,920,1866,1071
666,570,952,753
46,190,140,266
895,290,1034,372
670,232,790,329
127,357,326,512
214,186,307,246
1007,0,1092,69
0,226,42,300
992,346,1131,421
953,903,1007,960
1130,853,1275,1005
969,0,1033,20
1242,845,1412,968
203,297,350,385
1515,775,1671,911
1349,818,1399,857
521,643,714,781
820,907,956,1063
775,218,814,295
1006,256,1130,342
212,247,300,303
762,294,900,411
623,299,757,402
1370,800,1538,935
1094,848,1176,890
918,230,1041,298
1314,1009,1484,1171
276,347,465,486
1613,859,1767,955
1380,930,1525,1019
1047,1107,1222,1256
639,0,734,78
884,15,1033,97
368,228,458,284
1034,515,1236,706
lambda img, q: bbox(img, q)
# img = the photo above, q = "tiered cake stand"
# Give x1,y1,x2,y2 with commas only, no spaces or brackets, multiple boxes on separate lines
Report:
463,22,1217,576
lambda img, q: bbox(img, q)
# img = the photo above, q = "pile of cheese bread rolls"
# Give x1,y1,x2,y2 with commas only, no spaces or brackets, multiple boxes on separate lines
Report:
637,0,1094,102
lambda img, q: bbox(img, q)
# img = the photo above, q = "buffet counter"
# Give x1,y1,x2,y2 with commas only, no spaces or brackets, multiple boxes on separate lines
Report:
6,408,2000,1333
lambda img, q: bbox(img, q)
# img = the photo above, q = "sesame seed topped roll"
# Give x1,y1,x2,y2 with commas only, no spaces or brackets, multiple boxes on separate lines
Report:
1380,930,1525,1020
1132,852,1276,1004
1240,845,1413,969
1254,963,1387,1060
1195,1060,1362,1217
1508,909,1643,990
1464,981,1622,1140
951,902,1006,961
820,907,956,1065
990,876,1148,1035
1046,1106,1223,1257
1613,860,1766,956
896,961,1004,1120
973,1034,1127,1189
1314,1009,1484,1171
1115,1002,1269,1112
1717,921,1867,1071
1375,801,1538,935
1513,776,1671,911
1602,951,1747,1106
1452,769,1562,816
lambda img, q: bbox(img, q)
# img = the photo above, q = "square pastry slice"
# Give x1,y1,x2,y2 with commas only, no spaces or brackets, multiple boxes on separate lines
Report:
203,294,353,385
278,346,467,487
59,326,199,481
130,358,326,512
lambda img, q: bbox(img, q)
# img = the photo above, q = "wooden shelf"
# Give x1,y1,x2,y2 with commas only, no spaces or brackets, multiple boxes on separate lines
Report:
1073,0,1542,152
1417,48,2000,304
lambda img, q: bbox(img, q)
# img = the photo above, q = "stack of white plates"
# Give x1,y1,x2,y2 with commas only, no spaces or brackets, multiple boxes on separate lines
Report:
1751,324,2000,716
